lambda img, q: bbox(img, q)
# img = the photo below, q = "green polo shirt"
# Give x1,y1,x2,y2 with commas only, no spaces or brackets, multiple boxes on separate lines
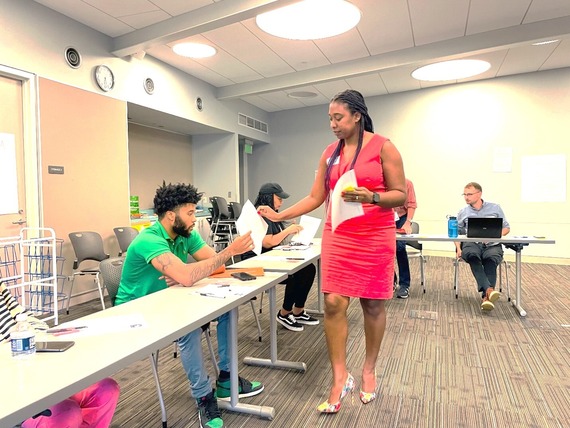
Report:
115,221,207,306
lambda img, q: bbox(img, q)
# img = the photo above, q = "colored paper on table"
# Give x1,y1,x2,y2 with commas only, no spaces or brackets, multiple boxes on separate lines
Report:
331,169,364,232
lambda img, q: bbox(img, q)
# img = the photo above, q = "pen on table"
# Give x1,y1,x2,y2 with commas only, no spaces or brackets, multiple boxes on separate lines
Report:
47,326,87,333
200,293,226,298
286,257,305,260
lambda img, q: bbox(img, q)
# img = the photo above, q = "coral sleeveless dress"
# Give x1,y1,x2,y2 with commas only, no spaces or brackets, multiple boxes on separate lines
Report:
321,134,395,299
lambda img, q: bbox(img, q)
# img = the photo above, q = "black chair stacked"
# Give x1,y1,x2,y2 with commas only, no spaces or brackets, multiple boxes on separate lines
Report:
113,226,139,256
209,196,237,254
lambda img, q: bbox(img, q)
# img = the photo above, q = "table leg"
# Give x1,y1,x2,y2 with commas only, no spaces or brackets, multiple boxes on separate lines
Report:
218,307,275,419
243,286,307,372
510,249,527,317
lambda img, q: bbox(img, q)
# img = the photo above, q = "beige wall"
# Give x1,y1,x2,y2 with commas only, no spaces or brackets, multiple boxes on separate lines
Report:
39,78,130,304
128,124,193,210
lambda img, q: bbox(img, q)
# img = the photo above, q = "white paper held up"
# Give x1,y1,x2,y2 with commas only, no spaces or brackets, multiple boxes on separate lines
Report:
331,169,364,232
291,215,321,245
236,200,268,255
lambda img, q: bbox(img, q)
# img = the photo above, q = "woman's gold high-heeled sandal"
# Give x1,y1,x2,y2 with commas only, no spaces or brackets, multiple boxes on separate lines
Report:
317,373,355,413
359,370,377,404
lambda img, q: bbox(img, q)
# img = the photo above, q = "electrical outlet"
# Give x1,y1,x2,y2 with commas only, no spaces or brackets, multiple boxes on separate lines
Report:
228,191,231,198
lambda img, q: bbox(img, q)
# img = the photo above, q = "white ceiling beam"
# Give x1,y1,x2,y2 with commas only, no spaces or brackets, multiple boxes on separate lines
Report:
112,0,299,57
217,15,570,99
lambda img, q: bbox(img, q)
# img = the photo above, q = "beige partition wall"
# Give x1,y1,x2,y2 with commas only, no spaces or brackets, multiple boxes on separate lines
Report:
39,78,130,305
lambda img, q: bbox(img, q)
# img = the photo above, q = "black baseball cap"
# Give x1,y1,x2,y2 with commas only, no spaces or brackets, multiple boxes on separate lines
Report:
259,182,289,199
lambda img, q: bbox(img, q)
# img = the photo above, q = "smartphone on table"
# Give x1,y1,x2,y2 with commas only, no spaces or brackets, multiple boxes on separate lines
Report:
231,272,256,281
36,341,75,352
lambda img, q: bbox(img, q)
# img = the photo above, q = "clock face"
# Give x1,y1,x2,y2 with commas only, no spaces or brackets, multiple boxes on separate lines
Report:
95,65,114,92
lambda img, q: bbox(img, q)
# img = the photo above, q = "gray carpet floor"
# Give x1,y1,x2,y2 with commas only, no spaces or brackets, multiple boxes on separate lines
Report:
59,256,570,428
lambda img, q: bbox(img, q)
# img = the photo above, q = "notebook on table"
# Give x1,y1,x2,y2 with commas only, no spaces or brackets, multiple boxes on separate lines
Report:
466,217,503,239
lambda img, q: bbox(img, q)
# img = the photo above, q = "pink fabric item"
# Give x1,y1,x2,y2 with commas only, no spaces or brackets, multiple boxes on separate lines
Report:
321,134,395,300
21,378,120,428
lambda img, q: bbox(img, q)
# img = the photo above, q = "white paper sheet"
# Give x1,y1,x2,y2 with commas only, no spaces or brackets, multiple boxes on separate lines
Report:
331,170,364,231
291,215,321,245
235,200,268,255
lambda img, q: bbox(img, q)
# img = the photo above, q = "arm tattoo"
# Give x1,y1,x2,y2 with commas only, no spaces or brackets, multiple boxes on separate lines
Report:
186,247,233,286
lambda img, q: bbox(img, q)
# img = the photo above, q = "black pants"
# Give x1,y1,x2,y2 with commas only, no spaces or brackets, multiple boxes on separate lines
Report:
281,263,317,311
461,242,503,296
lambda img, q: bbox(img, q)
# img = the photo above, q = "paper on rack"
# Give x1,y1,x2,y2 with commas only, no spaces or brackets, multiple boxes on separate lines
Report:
331,169,364,231
236,200,268,255
291,215,321,245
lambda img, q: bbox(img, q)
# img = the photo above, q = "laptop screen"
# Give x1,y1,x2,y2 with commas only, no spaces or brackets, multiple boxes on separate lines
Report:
466,217,503,239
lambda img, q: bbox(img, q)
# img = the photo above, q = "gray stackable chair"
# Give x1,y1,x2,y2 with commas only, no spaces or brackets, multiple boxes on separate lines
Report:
209,196,236,255
99,257,217,428
453,249,511,300
66,231,110,313
113,226,139,256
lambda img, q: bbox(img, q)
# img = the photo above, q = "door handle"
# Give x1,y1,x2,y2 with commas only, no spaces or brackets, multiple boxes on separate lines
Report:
12,219,27,225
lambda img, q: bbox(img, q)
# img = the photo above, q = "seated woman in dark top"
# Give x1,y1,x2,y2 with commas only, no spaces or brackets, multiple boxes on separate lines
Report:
243,183,319,332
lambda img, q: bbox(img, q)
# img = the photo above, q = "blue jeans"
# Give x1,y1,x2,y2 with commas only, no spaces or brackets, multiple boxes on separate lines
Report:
177,312,230,399
395,215,411,288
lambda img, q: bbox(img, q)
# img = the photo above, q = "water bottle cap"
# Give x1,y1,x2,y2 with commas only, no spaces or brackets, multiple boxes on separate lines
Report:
15,313,28,322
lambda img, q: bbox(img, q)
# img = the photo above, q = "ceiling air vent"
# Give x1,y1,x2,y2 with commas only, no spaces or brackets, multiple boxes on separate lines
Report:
64,47,81,69
238,113,268,134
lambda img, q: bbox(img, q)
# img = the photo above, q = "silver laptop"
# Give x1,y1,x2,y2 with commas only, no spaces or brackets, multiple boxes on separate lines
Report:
466,217,503,239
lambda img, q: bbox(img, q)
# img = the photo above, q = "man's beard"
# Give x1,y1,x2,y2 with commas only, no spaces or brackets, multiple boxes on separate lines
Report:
172,215,191,238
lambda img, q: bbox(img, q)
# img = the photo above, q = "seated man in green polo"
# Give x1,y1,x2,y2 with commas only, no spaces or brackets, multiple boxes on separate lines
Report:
116,182,263,428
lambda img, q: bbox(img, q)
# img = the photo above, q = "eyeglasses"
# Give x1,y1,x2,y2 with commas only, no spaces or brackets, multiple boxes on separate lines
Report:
461,191,481,197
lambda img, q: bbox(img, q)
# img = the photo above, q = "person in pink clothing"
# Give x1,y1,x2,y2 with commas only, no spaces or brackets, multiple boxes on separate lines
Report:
258,90,407,413
1,281,120,428
20,378,119,428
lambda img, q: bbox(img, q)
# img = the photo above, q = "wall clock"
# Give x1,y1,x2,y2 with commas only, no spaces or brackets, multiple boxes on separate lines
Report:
94,65,114,92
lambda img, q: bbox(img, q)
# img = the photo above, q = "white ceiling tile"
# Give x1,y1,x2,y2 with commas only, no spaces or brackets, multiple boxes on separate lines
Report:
203,23,294,77
408,0,470,45
352,0,414,55
241,95,281,112
313,81,353,100
258,92,307,110
119,10,171,30
381,66,422,94
466,0,531,34
83,0,159,17
314,29,370,64
539,38,570,70
497,43,561,76
150,0,212,16
524,0,570,23
345,74,388,97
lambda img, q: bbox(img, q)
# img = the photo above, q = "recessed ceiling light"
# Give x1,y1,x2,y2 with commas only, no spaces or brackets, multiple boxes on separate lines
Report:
172,42,216,58
412,59,491,82
288,91,318,98
532,39,559,46
256,0,361,40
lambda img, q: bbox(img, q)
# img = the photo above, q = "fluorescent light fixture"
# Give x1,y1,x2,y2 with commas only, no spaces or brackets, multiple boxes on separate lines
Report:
412,59,491,82
256,0,361,40
172,42,216,58
532,39,559,46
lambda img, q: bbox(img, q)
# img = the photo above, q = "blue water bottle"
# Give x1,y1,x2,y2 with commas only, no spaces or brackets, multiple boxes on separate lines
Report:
447,215,458,238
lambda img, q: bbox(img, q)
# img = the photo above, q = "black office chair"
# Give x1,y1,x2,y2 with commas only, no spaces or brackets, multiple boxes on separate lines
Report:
66,231,110,313
229,201,242,219
113,226,139,256
209,196,236,255
99,257,217,428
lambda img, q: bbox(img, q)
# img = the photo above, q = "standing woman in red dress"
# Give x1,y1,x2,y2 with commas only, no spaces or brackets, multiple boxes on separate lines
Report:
258,89,407,413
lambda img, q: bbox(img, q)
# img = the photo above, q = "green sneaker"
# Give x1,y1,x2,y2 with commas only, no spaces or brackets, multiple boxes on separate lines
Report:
216,375,264,400
196,390,223,428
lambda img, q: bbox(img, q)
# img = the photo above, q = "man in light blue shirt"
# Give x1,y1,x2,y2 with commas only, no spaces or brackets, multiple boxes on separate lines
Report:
455,182,510,311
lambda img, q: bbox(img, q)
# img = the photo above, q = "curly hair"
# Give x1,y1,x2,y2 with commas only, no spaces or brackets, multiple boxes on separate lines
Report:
253,192,275,210
153,182,203,218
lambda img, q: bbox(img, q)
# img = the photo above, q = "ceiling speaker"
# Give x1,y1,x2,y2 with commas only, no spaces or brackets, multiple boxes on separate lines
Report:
144,77,154,95
64,47,81,69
